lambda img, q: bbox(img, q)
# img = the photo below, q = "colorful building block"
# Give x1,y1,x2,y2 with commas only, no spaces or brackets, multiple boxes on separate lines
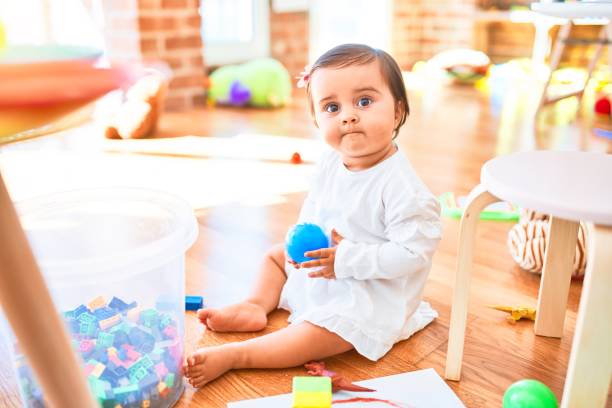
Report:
15,295,184,408
108,296,136,312
185,295,204,311
88,296,107,311
164,373,175,388
140,309,159,328
100,314,121,330
91,363,107,378
292,377,332,408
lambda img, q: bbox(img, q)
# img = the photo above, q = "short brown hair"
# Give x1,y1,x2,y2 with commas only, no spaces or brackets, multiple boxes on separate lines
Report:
305,44,409,139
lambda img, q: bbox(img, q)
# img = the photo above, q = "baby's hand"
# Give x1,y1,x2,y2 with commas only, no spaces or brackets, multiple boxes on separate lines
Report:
300,229,344,279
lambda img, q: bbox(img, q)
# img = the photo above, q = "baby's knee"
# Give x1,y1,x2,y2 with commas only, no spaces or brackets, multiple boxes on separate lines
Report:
266,243,286,265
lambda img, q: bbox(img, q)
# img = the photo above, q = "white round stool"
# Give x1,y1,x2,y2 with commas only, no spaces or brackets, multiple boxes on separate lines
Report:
444,151,612,408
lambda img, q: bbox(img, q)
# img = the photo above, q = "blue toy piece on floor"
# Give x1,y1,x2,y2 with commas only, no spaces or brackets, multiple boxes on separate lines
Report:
285,223,329,264
185,295,204,311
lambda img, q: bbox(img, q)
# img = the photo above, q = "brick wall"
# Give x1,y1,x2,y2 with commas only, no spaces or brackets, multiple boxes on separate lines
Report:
485,22,535,63
268,0,478,72
391,0,424,69
99,0,206,110
269,9,309,90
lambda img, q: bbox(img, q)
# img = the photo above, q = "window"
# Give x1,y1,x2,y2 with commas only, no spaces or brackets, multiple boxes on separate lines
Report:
0,0,104,49
201,0,270,66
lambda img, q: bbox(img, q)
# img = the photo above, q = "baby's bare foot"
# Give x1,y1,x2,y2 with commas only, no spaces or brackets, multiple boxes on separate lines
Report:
197,301,267,332
183,345,239,388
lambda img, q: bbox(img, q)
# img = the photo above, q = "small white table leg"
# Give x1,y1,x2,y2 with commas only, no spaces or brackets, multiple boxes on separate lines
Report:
535,216,579,337
445,185,500,381
561,225,612,408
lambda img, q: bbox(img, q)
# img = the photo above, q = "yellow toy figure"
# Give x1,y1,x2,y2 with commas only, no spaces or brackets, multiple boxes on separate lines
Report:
489,305,536,323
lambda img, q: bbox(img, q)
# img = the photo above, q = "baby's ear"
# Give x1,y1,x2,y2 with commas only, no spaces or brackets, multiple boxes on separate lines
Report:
395,100,404,121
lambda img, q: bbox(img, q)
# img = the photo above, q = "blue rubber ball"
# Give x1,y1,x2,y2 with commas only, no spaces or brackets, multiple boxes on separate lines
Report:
285,223,329,264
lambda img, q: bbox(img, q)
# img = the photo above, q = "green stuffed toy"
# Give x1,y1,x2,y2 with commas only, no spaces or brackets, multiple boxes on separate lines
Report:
207,58,291,108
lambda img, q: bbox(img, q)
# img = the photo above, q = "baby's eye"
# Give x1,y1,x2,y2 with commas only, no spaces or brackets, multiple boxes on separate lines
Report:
325,103,339,113
357,97,372,107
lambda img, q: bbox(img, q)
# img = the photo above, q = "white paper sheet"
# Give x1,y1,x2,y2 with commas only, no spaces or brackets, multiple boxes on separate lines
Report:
227,368,465,408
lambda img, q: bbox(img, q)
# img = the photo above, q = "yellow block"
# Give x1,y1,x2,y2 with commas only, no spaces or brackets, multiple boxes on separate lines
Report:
292,391,331,408
91,363,105,378
99,314,121,330
88,296,106,311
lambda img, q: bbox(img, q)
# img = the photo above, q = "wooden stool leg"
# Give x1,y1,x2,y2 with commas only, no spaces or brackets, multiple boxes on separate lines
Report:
561,225,612,408
445,185,500,381
0,173,96,407
537,21,572,115
535,217,579,337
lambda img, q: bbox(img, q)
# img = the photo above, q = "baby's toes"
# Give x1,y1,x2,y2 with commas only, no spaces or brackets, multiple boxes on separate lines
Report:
189,375,209,388
188,352,206,367
187,363,206,378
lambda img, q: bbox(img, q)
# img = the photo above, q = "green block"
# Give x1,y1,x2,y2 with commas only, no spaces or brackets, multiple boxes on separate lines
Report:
141,309,158,327
164,373,175,388
113,383,139,397
129,366,148,383
78,312,96,324
159,314,172,328
87,376,109,400
97,332,115,348
140,355,153,369
109,322,129,333
80,321,97,336
292,376,331,393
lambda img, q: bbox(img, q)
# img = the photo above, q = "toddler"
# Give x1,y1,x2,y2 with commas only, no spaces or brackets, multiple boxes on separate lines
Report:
184,44,442,388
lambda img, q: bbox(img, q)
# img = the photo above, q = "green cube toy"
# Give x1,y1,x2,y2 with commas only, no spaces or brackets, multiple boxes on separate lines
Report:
292,376,331,408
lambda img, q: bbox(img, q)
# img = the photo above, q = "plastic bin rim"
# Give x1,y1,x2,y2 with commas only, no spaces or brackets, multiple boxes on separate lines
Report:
15,187,198,286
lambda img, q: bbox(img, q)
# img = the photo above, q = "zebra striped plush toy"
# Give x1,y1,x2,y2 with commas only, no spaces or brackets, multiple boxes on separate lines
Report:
507,210,587,279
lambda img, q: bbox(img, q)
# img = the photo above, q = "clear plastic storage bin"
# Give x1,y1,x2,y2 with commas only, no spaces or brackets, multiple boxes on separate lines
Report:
5,188,198,408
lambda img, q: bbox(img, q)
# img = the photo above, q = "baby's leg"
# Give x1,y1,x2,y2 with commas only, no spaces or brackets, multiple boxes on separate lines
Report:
197,243,287,332
185,322,353,387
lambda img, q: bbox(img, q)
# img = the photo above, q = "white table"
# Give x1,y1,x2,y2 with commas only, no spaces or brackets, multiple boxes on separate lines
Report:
531,1,612,19
446,151,612,408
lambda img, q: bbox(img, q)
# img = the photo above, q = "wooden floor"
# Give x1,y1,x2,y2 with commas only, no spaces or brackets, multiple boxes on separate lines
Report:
0,77,611,407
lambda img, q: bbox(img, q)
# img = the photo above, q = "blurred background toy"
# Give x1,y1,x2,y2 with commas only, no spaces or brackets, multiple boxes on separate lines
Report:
426,49,491,85
440,192,519,221
207,58,292,108
594,95,611,115
104,67,169,139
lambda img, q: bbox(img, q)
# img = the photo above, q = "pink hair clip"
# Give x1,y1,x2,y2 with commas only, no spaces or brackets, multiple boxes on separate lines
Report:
296,64,313,88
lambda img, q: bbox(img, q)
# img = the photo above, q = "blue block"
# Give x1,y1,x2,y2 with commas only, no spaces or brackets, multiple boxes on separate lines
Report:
94,307,116,321
129,327,155,354
185,295,204,311
108,297,137,312
139,372,159,391
112,331,130,348
73,304,89,318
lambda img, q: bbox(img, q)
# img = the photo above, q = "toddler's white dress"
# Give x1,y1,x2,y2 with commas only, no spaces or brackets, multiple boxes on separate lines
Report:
279,147,442,360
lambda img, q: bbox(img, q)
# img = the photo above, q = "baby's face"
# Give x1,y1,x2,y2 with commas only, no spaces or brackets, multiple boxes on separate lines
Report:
309,61,400,170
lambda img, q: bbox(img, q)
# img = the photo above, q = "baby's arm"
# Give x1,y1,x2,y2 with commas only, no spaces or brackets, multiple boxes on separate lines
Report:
335,192,441,281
